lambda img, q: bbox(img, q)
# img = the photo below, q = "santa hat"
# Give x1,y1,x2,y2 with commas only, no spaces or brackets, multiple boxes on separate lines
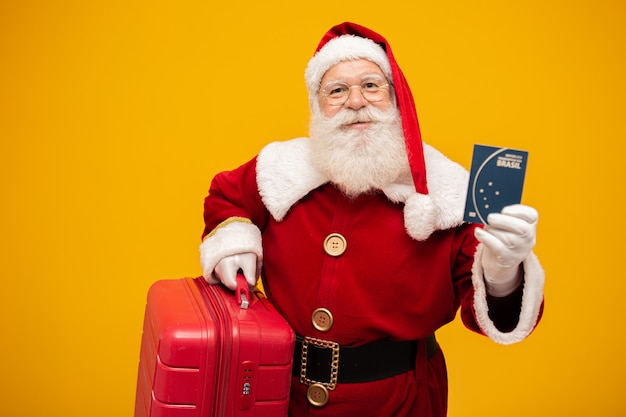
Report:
304,22,429,196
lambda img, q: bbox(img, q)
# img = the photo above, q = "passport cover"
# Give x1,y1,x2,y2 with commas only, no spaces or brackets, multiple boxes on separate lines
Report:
463,144,528,224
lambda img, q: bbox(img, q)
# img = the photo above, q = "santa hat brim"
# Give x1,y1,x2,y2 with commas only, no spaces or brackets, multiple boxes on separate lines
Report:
305,35,393,103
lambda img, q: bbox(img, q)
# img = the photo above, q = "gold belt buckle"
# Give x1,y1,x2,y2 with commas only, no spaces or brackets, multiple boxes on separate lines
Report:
299,336,340,390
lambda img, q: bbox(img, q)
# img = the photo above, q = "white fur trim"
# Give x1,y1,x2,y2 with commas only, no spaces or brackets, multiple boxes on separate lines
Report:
421,145,470,230
257,138,327,221
199,221,263,281
472,244,545,345
256,138,468,240
305,35,392,107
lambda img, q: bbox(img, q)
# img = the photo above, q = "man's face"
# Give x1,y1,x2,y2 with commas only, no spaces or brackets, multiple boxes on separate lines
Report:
309,59,410,197
318,59,392,121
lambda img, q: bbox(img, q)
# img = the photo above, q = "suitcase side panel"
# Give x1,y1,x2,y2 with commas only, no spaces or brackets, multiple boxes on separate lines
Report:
135,278,221,416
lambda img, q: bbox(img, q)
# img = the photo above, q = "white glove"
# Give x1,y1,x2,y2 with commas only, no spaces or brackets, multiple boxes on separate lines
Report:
206,252,259,291
474,204,538,297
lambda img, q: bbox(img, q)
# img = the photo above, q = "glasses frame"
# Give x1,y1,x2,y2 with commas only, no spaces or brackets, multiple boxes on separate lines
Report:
319,80,390,107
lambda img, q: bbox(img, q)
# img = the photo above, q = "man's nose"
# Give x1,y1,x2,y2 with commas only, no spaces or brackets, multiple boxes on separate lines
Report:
344,86,368,109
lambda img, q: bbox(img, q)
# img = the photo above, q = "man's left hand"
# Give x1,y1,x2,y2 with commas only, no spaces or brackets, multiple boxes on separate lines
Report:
474,204,538,296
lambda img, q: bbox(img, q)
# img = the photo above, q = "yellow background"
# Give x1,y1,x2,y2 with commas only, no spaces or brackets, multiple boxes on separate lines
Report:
1,1,624,416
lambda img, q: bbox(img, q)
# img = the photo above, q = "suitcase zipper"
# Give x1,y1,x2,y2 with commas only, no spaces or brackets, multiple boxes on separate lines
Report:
194,278,235,417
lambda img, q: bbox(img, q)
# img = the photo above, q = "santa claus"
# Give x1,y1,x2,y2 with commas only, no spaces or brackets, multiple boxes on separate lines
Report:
199,22,544,417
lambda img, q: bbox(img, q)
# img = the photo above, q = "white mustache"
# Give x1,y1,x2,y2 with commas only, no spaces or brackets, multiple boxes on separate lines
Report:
330,107,388,127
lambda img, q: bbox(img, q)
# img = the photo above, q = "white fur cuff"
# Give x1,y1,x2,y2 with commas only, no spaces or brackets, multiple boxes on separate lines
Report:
472,244,545,345
199,221,263,279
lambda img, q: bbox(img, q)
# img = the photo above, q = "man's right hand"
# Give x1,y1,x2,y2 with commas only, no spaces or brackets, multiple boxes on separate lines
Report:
206,252,258,290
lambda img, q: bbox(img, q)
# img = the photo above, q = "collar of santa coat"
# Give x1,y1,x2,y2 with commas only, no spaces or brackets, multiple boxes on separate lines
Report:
256,137,469,241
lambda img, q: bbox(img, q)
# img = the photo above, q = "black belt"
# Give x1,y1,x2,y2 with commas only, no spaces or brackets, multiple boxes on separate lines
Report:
293,334,437,385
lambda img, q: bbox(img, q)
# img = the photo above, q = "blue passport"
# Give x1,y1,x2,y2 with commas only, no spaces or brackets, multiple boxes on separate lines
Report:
463,144,529,224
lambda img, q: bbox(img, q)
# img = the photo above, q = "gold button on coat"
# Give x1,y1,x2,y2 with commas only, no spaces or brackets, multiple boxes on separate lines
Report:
311,308,333,332
307,383,329,407
324,233,347,256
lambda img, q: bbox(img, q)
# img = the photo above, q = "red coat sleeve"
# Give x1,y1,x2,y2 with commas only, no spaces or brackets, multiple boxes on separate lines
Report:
201,157,268,239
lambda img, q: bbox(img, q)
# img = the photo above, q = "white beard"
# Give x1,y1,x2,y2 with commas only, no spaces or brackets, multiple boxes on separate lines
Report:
309,104,411,198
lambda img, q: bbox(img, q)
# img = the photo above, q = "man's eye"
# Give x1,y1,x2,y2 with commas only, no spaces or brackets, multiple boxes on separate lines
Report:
362,81,380,90
328,85,349,96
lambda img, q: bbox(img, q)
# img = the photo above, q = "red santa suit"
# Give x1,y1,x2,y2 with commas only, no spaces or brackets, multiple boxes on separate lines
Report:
200,138,544,417
199,22,544,417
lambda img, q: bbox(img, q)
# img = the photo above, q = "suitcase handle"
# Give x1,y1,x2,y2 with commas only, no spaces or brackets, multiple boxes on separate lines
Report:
236,273,250,309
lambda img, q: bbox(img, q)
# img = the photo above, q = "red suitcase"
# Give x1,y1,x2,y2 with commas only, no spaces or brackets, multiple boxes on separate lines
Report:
134,275,295,417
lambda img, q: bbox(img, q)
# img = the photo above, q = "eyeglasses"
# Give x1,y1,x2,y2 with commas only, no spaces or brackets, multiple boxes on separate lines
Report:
319,78,390,106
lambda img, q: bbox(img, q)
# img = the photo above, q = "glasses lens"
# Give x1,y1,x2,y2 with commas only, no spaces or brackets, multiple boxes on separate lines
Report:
322,82,350,105
361,81,388,102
